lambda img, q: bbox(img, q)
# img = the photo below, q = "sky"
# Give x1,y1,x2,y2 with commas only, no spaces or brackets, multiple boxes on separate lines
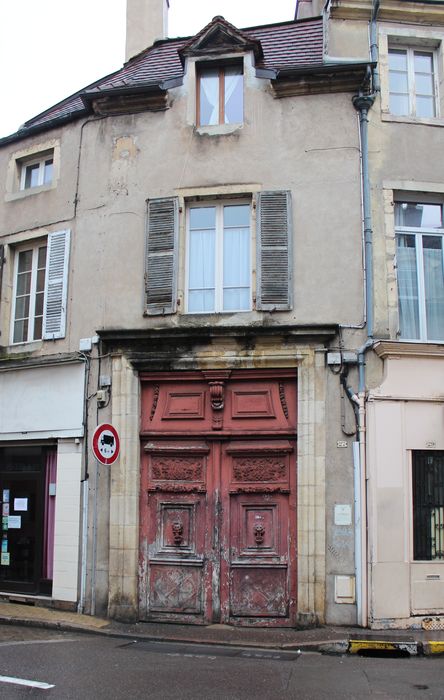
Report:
0,0,297,138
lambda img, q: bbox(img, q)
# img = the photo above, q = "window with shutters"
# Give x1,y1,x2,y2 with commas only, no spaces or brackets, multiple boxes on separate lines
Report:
145,192,292,316
186,200,251,313
10,230,70,344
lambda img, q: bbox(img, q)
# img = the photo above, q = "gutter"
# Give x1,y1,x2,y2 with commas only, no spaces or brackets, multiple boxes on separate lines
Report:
348,0,380,626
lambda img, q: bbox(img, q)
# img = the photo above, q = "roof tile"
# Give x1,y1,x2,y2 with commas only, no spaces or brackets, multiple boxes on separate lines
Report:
20,18,323,133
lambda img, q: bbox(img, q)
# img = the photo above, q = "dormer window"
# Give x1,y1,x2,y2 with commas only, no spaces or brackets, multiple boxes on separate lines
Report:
197,63,243,126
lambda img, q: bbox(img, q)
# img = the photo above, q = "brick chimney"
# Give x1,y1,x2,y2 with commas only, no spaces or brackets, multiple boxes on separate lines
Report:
125,0,169,62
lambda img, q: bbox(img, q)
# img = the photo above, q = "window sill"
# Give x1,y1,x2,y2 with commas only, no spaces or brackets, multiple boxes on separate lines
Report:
195,122,243,137
7,340,44,352
5,183,56,202
374,340,444,359
381,112,444,128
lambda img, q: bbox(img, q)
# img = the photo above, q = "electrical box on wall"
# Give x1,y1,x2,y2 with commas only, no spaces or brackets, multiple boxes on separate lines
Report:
79,337,92,351
335,575,355,604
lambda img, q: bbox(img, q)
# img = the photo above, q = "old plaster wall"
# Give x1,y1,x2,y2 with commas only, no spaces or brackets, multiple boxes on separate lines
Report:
67,92,364,341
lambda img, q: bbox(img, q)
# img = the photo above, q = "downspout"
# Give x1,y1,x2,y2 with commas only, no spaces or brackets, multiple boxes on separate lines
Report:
352,92,375,628
370,0,381,93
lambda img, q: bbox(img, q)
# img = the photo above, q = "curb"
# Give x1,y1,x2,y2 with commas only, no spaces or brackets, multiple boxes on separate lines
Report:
424,641,444,656
349,639,418,656
0,615,443,656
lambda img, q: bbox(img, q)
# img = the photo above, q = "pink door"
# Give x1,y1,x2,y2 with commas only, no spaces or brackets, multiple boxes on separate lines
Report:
139,370,297,626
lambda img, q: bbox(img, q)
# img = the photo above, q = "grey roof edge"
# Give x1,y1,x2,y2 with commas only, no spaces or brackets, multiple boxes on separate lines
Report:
274,60,376,78
0,109,91,147
0,15,325,147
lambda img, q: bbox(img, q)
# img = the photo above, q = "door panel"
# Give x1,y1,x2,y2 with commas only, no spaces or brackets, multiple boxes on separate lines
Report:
139,370,297,627
140,441,212,623
221,440,296,626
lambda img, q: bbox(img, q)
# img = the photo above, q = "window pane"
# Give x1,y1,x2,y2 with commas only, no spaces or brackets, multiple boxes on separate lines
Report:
416,96,435,118
44,160,53,185
389,49,407,71
33,315,43,341
17,250,33,273
36,269,46,294
37,245,47,269
24,163,40,189
223,288,250,311
223,229,250,311
224,67,243,124
414,52,433,75
199,69,219,126
397,234,420,339
13,319,28,344
223,204,250,228
189,207,216,230
16,270,32,296
188,289,215,313
423,236,444,341
415,73,434,97
389,94,409,116
396,203,443,229
389,71,409,94
14,295,30,320
34,290,44,318
188,229,215,312
223,205,250,311
223,229,250,287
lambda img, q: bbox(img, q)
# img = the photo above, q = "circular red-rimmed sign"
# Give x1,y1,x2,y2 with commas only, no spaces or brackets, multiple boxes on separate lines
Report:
92,423,120,465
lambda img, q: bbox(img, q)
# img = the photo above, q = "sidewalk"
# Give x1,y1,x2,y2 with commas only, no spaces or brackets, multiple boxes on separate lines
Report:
0,601,443,656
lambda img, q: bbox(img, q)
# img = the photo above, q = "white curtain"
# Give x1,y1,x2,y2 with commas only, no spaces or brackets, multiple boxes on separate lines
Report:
224,69,242,124
200,71,219,126
423,241,444,340
397,235,420,339
189,230,215,312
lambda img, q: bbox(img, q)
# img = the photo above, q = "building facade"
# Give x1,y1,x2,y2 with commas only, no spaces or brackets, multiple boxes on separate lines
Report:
305,0,444,628
2,0,441,630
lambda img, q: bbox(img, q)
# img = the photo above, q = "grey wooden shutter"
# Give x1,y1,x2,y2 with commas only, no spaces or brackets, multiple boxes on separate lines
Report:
43,229,70,340
256,191,292,310
145,197,179,315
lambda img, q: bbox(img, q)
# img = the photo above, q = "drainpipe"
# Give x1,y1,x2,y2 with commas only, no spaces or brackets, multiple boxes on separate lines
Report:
352,91,375,628
370,0,381,94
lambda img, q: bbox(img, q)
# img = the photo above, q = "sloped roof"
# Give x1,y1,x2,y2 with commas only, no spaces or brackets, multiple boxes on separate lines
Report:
2,17,324,143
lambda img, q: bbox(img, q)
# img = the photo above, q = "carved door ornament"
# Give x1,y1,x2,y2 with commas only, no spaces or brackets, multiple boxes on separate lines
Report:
202,370,231,431
172,521,184,546
253,524,265,545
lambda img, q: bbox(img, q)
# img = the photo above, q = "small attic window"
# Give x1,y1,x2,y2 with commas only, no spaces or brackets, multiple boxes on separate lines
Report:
19,151,54,191
197,62,243,126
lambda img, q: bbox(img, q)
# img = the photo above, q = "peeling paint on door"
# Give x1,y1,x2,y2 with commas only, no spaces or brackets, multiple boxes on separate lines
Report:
139,369,297,626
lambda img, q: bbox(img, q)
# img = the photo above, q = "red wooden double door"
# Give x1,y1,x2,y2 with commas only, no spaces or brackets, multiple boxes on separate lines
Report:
139,369,297,626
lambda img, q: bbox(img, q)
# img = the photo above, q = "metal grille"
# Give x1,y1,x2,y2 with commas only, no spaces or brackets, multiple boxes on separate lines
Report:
413,451,444,560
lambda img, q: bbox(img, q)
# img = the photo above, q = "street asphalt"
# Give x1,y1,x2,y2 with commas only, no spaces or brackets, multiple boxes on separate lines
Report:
0,600,443,656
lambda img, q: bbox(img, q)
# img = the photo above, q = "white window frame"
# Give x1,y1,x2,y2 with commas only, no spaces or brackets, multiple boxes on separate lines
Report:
10,240,47,344
19,152,54,191
196,62,244,127
185,199,252,314
395,202,444,342
388,45,439,118
9,229,70,345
